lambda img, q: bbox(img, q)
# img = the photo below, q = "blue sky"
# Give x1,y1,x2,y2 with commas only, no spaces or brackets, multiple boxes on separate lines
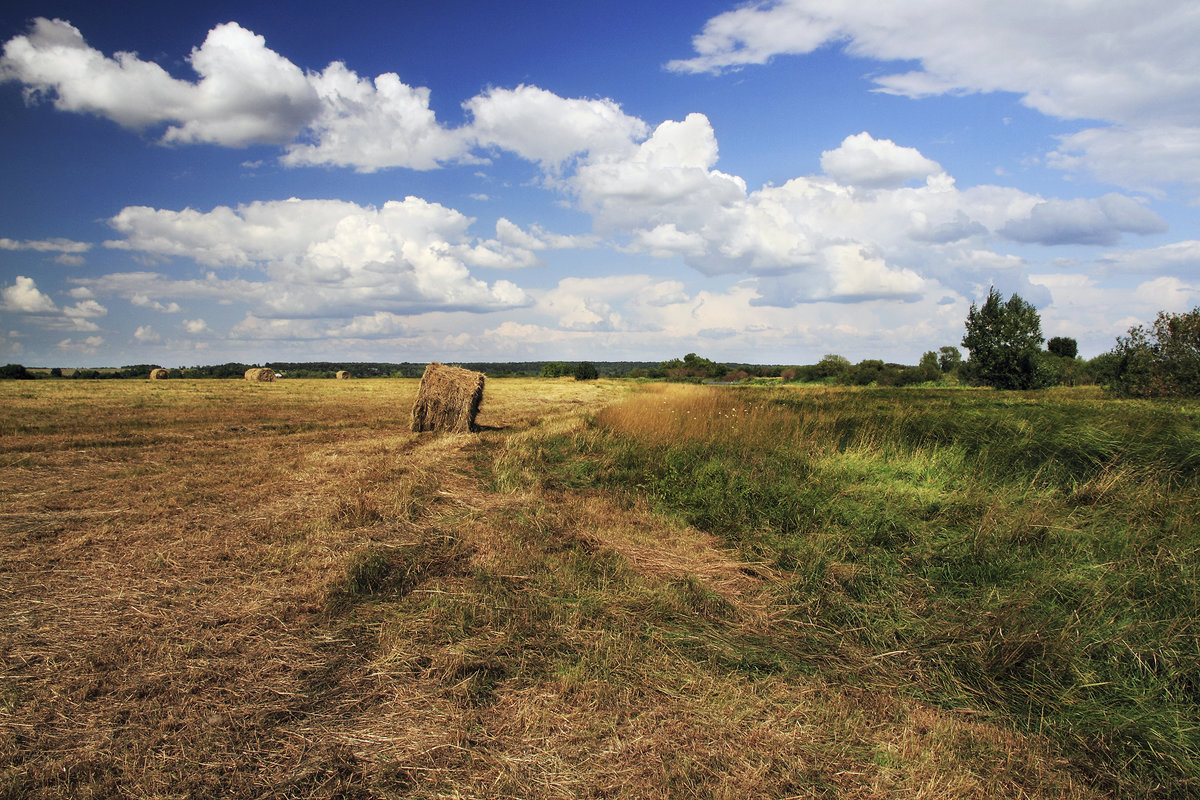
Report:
2,0,1198,368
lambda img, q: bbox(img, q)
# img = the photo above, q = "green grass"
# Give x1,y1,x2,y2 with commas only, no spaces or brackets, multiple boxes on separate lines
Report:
501,383,1200,798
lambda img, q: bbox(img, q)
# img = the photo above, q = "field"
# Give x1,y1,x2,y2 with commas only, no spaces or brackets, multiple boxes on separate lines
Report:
1,378,1197,799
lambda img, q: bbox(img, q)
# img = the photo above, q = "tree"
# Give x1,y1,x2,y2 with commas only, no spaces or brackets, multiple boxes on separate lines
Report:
814,354,851,380
0,364,31,380
961,288,1052,390
915,351,942,382
1047,337,1078,359
541,361,569,378
937,346,962,373
1102,307,1200,398
659,352,725,380
573,361,599,381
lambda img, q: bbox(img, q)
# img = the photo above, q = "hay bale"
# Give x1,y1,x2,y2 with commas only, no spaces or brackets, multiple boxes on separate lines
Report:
244,367,276,382
336,370,350,380
148,368,169,380
410,363,485,433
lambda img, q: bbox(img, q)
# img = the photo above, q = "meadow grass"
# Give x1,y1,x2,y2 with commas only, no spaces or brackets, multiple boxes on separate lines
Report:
499,382,1200,797
2,377,1184,797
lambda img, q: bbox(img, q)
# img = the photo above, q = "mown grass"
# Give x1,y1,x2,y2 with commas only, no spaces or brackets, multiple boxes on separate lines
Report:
2,377,1181,798
496,383,1200,798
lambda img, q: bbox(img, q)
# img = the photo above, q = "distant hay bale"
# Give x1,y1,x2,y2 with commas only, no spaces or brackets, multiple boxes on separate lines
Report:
244,367,276,382
336,370,350,380
148,368,169,380
410,363,485,433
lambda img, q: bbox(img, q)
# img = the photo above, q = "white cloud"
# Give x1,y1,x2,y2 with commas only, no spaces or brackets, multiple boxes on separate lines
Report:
1,18,319,147
1094,240,1200,276
1000,194,1168,246
102,197,533,316
133,325,160,342
1132,276,1200,313
1,276,58,313
63,299,106,319
820,132,942,188
465,85,648,169
1048,126,1200,197
574,113,747,233
57,335,104,353
131,294,182,313
667,1,1200,124
667,1,1200,192
0,236,91,254
328,311,411,338
182,318,209,334
281,62,469,171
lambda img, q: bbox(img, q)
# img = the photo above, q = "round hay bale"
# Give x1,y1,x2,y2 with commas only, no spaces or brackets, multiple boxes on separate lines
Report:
410,363,485,433
244,367,276,382
336,370,350,380
148,368,169,380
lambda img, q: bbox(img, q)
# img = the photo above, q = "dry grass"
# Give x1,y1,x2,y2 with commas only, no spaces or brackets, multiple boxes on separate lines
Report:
0,378,1101,799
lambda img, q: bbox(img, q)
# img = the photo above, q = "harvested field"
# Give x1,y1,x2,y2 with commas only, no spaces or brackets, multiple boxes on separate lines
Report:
0,379,1114,799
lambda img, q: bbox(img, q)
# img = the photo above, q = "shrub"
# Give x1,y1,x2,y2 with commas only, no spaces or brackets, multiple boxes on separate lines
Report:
1103,307,1200,398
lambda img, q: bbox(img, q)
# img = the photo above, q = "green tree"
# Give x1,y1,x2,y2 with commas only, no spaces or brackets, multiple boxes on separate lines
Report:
915,351,942,382
813,354,851,380
541,361,569,378
0,364,31,380
961,288,1052,389
1103,307,1200,398
659,353,725,380
937,346,962,373
1046,337,1078,359
573,361,599,381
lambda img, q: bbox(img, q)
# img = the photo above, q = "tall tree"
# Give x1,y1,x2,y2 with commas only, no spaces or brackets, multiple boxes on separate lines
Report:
961,288,1051,389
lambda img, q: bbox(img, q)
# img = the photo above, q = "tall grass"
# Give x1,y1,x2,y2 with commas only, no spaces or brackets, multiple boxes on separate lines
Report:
515,383,1200,797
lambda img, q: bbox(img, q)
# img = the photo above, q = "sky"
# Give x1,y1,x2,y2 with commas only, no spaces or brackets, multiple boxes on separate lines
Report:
2,0,1199,368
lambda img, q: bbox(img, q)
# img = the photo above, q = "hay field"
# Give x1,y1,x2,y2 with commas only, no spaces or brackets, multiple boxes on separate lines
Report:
0,378,1138,798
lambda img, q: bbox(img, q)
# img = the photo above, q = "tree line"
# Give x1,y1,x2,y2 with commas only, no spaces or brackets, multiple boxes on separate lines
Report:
4,295,1198,396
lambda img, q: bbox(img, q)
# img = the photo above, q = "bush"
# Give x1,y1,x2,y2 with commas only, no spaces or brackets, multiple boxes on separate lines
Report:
573,361,599,381
1103,307,1200,398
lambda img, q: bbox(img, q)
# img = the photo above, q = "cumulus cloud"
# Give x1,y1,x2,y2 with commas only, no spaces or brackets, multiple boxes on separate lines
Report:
667,1,1200,192
1,18,319,147
571,123,1054,301
1,276,58,313
574,113,747,233
465,85,648,170
820,132,942,188
131,294,182,313
133,325,160,342
1000,194,1168,246
102,197,533,316
57,335,103,353
63,299,106,320
182,318,209,334
280,62,469,171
